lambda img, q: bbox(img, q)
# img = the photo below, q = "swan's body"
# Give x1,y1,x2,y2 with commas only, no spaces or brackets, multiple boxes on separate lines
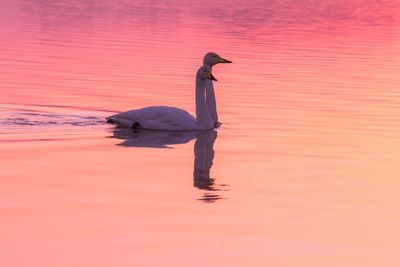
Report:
107,66,217,130
107,106,199,130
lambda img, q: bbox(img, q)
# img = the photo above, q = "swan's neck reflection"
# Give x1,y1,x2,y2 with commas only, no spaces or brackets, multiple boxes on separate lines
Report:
193,131,223,202
109,128,226,202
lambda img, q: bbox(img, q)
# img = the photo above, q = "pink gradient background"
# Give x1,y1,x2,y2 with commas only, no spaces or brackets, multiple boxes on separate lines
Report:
1,0,400,266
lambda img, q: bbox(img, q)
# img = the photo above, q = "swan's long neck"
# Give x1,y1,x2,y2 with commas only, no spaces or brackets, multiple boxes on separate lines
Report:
195,77,213,129
204,65,218,124
205,79,218,124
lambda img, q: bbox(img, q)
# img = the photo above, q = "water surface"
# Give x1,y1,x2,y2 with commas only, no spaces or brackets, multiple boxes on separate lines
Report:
1,0,400,266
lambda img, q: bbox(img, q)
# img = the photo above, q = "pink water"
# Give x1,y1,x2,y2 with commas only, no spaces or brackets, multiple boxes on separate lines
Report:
1,1,400,266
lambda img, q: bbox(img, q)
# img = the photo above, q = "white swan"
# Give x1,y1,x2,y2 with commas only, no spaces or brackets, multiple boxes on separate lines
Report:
203,52,232,127
107,66,219,130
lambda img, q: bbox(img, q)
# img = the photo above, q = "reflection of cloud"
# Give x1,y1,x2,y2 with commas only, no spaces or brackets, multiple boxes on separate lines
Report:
108,128,227,202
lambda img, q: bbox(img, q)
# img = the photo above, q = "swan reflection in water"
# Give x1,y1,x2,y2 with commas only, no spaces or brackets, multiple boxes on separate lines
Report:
109,128,227,202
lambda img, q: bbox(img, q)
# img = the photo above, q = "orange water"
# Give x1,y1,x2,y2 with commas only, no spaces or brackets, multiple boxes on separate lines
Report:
1,1,400,266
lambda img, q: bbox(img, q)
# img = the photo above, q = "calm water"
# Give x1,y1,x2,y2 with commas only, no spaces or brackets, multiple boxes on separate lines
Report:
1,0,400,266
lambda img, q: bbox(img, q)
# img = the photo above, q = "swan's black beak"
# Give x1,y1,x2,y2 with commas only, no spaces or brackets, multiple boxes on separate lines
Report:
218,56,232,63
206,71,218,81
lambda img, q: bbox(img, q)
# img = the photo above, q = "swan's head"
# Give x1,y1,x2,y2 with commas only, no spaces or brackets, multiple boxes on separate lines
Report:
203,52,232,67
197,66,217,81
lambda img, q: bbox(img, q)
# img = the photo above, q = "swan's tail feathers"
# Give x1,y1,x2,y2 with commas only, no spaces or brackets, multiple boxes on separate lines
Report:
106,117,115,124
132,122,141,129
105,116,138,128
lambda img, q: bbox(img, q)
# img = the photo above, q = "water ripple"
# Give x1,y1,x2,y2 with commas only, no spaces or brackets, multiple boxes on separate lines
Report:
0,112,105,127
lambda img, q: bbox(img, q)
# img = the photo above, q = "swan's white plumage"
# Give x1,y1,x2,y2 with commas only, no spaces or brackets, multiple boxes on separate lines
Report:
107,54,231,131
108,106,200,131
108,66,216,130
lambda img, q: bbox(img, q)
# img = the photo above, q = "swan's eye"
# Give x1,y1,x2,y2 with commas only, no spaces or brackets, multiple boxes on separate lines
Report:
213,55,217,58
